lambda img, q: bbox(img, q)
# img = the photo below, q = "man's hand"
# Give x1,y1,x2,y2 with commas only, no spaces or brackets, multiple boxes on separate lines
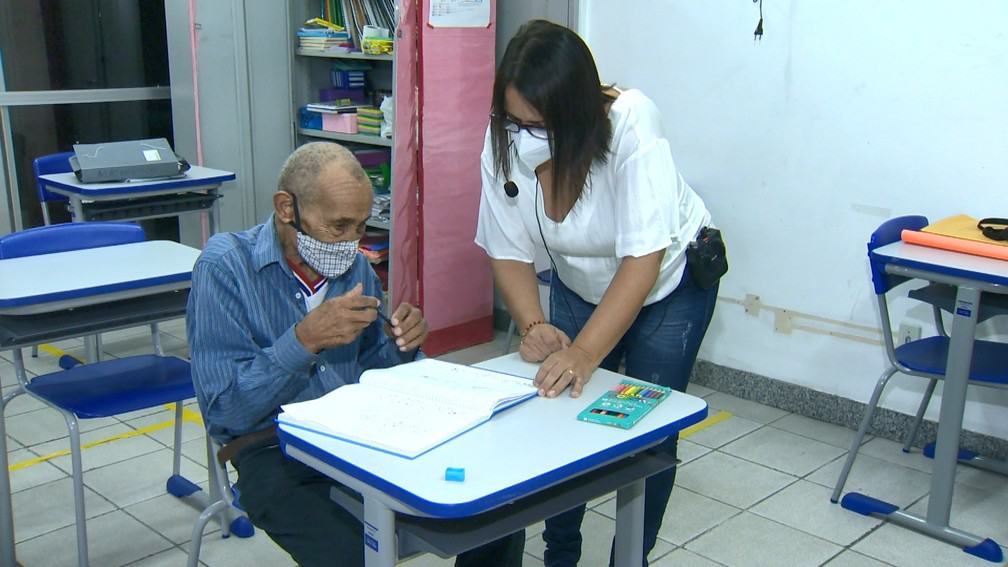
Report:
534,344,598,399
518,323,571,363
295,283,378,353
388,303,428,352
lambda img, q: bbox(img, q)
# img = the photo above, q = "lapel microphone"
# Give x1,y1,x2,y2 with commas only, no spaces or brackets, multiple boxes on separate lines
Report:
503,138,520,198
504,180,519,198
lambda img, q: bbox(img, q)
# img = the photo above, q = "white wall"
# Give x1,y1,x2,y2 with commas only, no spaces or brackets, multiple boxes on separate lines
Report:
579,1,1008,437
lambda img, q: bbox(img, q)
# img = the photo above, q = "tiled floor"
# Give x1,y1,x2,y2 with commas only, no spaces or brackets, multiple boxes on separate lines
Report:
4,322,1008,566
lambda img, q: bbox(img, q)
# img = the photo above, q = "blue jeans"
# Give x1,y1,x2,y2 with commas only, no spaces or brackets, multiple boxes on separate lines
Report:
542,266,718,567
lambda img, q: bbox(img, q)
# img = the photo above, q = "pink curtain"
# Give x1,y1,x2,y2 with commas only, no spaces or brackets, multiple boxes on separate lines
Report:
416,0,496,349
390,0,420,308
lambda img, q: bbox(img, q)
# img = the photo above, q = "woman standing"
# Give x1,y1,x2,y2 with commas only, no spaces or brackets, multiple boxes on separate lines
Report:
475,20,722,567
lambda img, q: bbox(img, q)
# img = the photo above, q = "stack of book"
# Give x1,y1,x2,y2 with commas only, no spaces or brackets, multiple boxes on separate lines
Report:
296,27,352,53
356,106,383,136
308,2,398,54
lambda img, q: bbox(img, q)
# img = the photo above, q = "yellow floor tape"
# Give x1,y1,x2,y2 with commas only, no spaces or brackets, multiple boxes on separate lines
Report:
680,409,732,439
8,404,203,472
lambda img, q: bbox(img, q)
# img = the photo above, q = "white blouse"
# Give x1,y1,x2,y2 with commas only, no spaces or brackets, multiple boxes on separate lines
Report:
475,89,711,306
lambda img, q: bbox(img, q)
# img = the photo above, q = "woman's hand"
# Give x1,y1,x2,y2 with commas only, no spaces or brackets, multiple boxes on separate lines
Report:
519,323,571,362
534,344,598,398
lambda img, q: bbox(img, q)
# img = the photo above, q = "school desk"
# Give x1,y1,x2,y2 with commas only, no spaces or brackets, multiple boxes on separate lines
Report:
279,353,708,567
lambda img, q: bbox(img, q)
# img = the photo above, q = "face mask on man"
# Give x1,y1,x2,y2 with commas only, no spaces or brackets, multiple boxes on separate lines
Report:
515,128,552,172
289,193,359,278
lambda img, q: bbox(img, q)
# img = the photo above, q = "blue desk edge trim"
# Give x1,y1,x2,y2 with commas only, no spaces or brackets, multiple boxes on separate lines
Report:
278,403,708,518
0,273,190,308
41,173,236,196
873,250,1007,287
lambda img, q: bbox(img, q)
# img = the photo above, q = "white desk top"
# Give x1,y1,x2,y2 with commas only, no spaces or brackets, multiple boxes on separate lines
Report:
0,240,200,315
279,353,708,518
38,165,236,196
873,241,1008,289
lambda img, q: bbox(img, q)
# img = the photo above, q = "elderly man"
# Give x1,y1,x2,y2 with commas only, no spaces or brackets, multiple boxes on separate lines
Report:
187,142,525,566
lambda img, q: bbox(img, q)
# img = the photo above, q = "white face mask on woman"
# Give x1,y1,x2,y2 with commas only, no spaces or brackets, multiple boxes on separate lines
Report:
515,128,552,172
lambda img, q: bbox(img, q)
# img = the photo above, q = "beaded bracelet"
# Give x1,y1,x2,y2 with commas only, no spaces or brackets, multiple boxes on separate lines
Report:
520,320,546,338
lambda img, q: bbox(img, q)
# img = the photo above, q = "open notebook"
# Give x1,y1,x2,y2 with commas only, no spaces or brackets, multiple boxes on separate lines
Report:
277,358,538,458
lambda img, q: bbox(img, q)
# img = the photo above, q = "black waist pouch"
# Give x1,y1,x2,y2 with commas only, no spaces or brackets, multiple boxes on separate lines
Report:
686,227,728,289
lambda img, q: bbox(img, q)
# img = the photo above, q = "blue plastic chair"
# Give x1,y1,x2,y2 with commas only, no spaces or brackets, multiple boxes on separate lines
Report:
33,151,75,225
0,221,144,259
831,216,1008,503
0,222,209,566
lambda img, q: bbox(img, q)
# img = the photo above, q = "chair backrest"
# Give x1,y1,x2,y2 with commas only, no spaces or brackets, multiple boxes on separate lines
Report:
33,151,75,203
0,222,145,259
868,215,929,295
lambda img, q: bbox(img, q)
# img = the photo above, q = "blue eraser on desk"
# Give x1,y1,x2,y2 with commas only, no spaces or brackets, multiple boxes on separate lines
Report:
445,467,465,482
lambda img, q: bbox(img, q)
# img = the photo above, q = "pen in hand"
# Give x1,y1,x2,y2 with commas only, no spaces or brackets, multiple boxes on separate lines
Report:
365,304,394,327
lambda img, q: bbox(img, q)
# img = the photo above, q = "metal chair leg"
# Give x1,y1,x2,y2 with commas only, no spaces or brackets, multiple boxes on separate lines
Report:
186,499,231,567
187,437,255,566
832,367,898,503
171,402,184,477
65,411,90,567
903,378,938,452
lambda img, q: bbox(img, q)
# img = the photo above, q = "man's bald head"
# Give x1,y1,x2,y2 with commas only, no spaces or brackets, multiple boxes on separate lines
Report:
277,142,370,206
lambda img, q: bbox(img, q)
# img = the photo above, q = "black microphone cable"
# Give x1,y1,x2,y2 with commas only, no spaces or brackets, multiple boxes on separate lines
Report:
533,176,582,334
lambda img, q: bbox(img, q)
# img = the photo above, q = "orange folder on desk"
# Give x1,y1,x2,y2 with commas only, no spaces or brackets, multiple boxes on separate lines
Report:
901,214,1008,261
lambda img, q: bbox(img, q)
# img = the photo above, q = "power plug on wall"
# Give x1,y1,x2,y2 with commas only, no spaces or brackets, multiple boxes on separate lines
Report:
897,323,922,345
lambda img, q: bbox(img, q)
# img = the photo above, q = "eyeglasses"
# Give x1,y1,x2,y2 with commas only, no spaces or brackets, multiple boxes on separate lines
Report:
492,113,549,140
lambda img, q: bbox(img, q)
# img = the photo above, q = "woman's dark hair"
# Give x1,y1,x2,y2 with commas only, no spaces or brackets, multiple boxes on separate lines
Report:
491,20,613,212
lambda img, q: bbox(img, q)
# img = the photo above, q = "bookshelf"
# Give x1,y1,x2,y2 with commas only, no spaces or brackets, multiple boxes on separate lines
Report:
289,0,402,303
284,0,498,355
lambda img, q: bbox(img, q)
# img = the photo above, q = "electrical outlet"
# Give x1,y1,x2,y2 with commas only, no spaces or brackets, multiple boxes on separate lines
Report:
898,323,922,345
